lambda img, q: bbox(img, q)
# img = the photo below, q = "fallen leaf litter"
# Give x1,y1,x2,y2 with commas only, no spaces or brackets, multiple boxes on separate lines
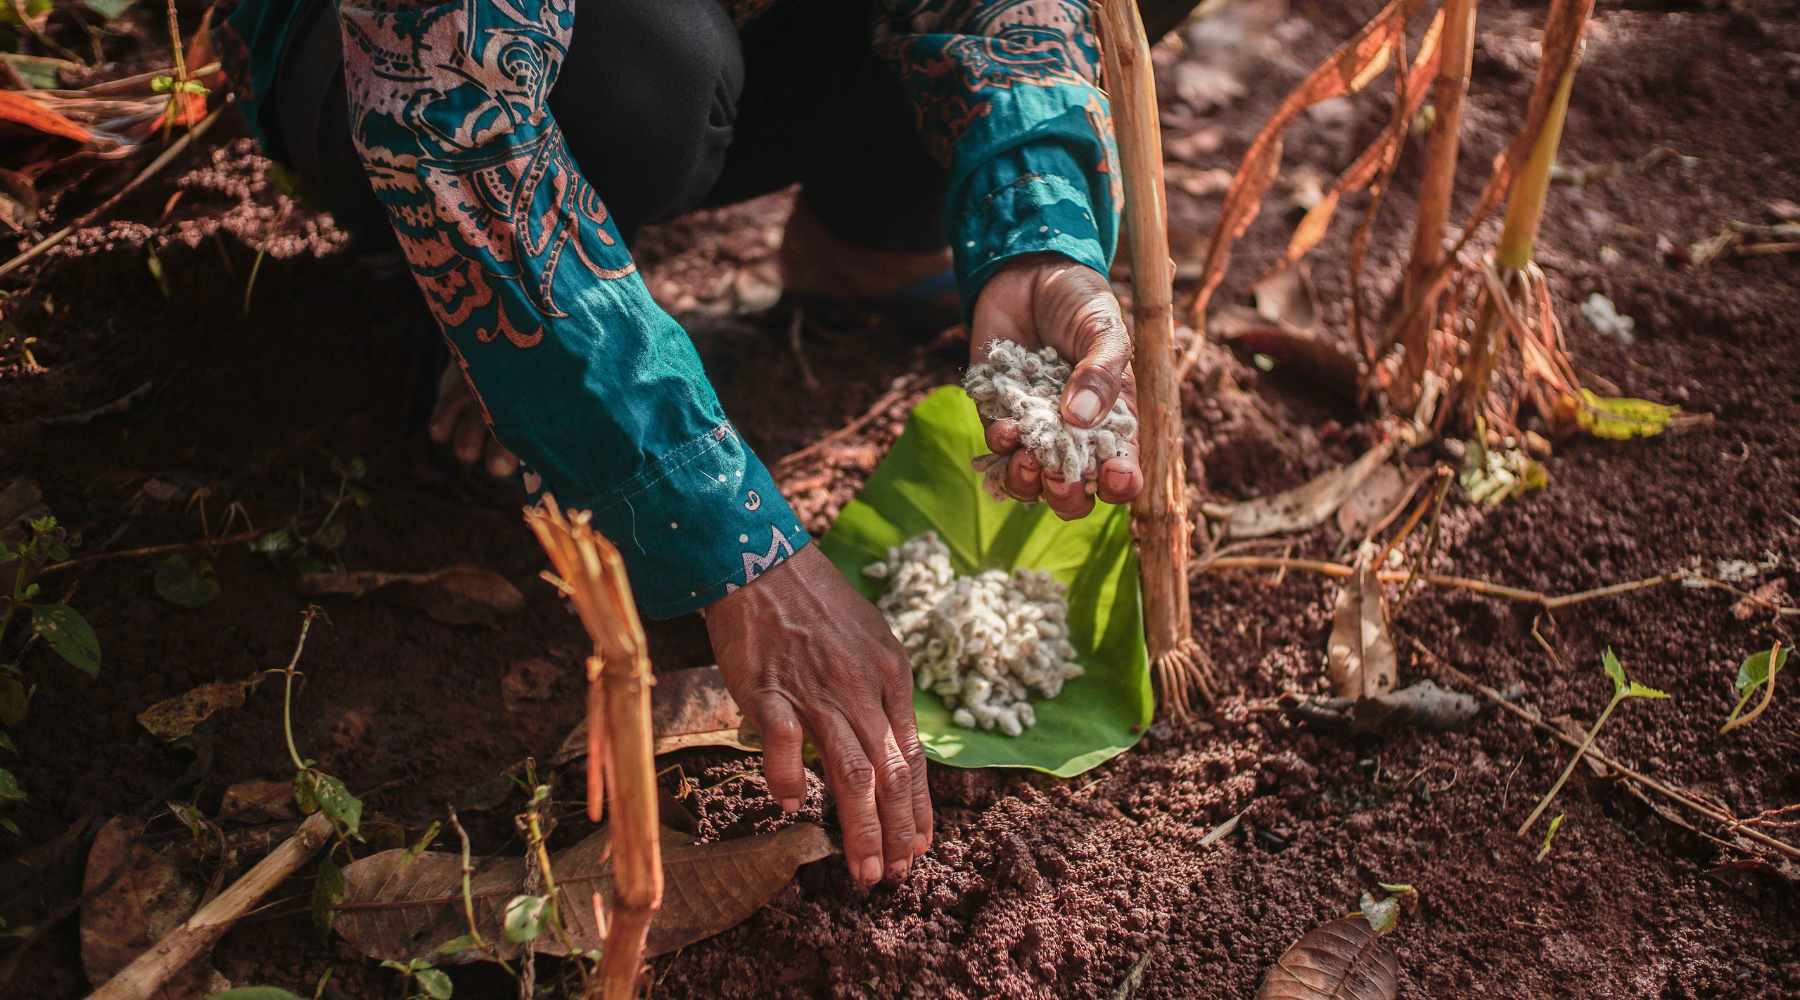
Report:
863,532,1082,735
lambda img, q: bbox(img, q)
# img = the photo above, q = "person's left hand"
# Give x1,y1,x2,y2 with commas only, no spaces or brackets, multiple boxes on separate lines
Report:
970,252,1141,520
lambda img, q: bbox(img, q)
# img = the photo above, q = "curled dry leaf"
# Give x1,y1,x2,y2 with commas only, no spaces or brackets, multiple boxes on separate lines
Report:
553,665,748,764
335,823,834,965
1255,915,1399,1000
296,568,525,626
1335,465,1428,542
0,89,96,144
1202,438,1398,539
137,675,264,742
1328,543,1396,700
216,780,300,823
80,815,227,997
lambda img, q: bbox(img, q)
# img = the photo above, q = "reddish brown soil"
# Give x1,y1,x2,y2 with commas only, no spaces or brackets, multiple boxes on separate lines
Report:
1,0,1798,998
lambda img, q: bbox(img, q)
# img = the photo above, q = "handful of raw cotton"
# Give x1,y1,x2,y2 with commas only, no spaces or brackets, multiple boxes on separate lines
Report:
863,531,1082,736
963,340,1136,502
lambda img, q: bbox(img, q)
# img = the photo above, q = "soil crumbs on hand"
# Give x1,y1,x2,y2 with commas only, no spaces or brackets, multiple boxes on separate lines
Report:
1,0,1798,998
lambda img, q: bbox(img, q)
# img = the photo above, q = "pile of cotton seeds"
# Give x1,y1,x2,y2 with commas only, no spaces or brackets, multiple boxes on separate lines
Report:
863,531,1083,736
963,340,1136,502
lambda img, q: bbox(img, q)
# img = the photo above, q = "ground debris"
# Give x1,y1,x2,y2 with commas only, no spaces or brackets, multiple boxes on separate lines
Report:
296,568,524,626
1280,679,1497,734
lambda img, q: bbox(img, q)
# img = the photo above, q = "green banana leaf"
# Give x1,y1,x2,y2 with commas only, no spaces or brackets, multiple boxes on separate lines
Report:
817,386,1151,777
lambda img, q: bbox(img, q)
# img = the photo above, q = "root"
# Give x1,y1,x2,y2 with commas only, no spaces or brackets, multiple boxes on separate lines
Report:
1154,638,1216,722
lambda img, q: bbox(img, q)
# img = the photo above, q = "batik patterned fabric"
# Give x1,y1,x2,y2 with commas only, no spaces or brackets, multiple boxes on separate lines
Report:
333,0,809,617
873,0,1121,316
212,0,1117,617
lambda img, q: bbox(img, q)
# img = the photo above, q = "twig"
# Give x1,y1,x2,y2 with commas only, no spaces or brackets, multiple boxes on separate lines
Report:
1394,468,1454,610
0,104,225,282
524,498,660,1000
88,812,334,1000
1416,641,1800,861
770,373,930,478
786,307,818,390
1198,556,1677,609
40,505,325,575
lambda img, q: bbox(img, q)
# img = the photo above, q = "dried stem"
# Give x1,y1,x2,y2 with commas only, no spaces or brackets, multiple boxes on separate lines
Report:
524,497,660,1000
1099,0,1213,716
1418,643,1800,861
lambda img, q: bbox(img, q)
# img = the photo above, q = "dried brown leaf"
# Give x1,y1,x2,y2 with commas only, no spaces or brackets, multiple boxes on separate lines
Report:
216,780,299,823
1336,465,1430,541
1255,915,1398,1000
1184,0,1432,340
79,815,225,997
0,89,95,144
296,567,525,626
500,657,560,712
553,665,747,764
1732,579,1787,621
335,823,834,965
1328,543,1396,700
1201,438,1398,538
136,676,264,742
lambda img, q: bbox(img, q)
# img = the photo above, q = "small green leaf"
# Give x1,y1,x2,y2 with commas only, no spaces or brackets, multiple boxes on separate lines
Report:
502,894,547,945
249,525,296,554
402,820,442,869
0,680,27,727
1624,681,1668,700
1735,646,1788,693
1536,813,1564,862
1602,648,1626,693
206,988,311,1000
30,604,99,676
330,456,367,480
0,819,18,836
154,555,220,609
1357,891,1400,934
296,770,362,837
0,769,25,806
81,0,134,20
167,800,204,840
311,519,348,551
312,851,345,944
0,732,13,754
414,967,452,999
345,485,372,508
436,933,477,956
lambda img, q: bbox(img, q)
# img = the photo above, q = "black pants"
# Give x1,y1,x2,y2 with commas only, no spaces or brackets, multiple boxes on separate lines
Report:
270,0,1203,253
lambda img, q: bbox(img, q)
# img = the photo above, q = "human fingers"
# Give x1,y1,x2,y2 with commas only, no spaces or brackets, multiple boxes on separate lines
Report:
840,705,919,880
1037,266,1132,429
430,365,469,444
453,409,488,464
812,709,886,886
1095,451,1143,507
484,437,520,479
1005,449,1043,501
984,417,1023,457
882,674,933,858
752,692,809,814
1041,471,1096,521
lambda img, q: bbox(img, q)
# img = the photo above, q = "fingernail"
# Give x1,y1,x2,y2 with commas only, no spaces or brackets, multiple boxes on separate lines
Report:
1069,388,1102,426
488,456,513,478
912,833,931,856
857,856,882,884
1103,466,1132,493
779,797,800,813
885,859,910,881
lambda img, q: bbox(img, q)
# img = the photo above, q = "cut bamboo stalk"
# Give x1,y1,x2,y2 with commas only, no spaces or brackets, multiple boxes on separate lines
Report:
1391,0,1477,403
524,498,660,1000
89,811,333,1000
1098,0,1214,717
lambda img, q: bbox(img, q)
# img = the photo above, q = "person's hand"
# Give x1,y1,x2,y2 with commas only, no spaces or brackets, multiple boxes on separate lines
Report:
430,360,520,478
706,545,931,885
970,252,1141,520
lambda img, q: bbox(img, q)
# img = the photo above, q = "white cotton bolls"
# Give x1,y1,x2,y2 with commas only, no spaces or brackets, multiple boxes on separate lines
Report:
863,532,1083,736
963,340,1137,502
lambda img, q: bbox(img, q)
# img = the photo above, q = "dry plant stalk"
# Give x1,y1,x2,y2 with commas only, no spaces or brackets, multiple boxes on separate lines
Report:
1098,0,1214,717
524,498,661,1000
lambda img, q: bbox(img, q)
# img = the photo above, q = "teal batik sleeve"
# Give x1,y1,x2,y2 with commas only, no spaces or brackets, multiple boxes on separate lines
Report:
874,0,1122,319
336,0,809,618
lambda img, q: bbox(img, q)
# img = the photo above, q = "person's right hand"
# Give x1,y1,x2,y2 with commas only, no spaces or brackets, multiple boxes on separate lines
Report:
705,544,931,886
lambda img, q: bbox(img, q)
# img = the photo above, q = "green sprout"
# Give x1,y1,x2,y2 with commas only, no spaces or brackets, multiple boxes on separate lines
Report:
1720,641,1784,735
1519,649,1667,837
1536,813,1563,862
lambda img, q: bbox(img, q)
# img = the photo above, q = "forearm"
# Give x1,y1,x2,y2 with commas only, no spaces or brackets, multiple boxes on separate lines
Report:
338,0,809,617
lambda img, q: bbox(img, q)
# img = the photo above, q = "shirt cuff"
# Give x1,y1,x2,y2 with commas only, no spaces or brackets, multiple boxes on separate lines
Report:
534,422,812,619
950,140,1113,323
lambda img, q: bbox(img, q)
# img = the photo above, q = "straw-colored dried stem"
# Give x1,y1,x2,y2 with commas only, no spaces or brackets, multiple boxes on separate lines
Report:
1099,0,1214,716
1417,643,1800,861
524,497,660,1000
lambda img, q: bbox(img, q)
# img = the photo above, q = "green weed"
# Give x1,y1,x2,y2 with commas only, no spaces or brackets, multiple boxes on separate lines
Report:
1720,641,1784,735
1519,649,1667,837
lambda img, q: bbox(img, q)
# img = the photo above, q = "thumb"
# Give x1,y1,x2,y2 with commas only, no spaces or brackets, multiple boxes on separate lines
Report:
1044,266,1133,428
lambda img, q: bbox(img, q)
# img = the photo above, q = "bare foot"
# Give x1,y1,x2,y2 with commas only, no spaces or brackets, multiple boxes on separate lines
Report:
430,361,519,479
778,197,952,300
